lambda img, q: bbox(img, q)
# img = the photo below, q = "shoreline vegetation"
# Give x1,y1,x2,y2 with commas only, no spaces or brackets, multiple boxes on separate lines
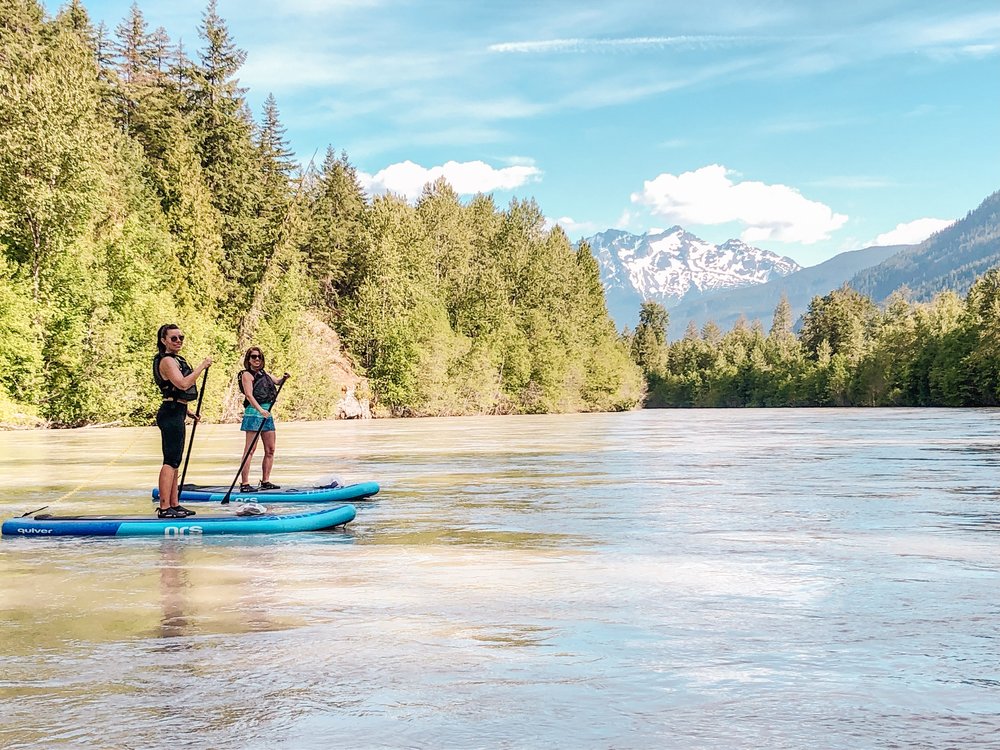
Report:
632,273,1000,408
1,2,996,431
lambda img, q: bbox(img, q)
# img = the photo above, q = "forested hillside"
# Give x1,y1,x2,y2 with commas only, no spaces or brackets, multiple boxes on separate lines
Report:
848,191,1000,303
0,0,644,427
629,268,1000,407
664,243,904,338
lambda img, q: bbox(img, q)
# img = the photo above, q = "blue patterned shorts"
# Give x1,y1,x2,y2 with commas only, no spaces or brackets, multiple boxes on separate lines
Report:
241,403,275,432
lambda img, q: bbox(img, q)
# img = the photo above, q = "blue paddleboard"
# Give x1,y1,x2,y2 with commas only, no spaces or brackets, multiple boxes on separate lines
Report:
152,480,380,504
2,504,356,537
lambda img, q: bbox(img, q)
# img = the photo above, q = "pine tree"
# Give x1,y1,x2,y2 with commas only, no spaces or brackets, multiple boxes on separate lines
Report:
301,146,367,307
769,293,794,340
186,0,263,314
631,301,669,377
111,2,156,133
257,93,296,183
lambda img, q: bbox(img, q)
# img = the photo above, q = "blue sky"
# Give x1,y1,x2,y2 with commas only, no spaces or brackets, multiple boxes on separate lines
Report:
50,0,1000,266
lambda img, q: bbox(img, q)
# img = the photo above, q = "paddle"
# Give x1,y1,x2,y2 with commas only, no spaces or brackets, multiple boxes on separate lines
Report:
178,368,209,493
222,376,288,505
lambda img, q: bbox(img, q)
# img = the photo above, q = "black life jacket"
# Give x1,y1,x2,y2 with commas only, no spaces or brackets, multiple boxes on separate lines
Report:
239,369,278,407
153,353,198,401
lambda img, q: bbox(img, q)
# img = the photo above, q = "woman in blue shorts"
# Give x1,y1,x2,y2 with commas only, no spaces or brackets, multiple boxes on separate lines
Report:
238,346,289,493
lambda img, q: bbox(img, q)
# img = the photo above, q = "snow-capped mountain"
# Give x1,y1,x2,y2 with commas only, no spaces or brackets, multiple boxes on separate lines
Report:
581,227,801,328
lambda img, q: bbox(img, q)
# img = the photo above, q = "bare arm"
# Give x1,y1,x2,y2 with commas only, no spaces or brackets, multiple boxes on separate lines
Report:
160,356,211,391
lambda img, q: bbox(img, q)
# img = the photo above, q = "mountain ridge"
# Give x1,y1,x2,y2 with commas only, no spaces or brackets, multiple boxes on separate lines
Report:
846,190,1000,303
583,226,801,328
665,243,906,338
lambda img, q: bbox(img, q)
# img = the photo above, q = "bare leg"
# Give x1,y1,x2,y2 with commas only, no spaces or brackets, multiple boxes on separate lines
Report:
260,431,276,483
168,469,179,507
158,464,179,509
241,431,257,485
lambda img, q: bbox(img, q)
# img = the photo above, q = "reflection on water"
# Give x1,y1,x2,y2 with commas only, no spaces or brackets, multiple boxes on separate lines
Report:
2,409,1000,748
157,542,190,640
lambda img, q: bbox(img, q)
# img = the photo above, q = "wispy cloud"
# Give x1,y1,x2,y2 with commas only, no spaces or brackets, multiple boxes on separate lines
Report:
239,5,1000,150
615,209,639,230
901,11,1000,47
657,138,689,149
489,35,766,54
805,176,897,189
759,115,865,134
632,164,848,244
550,57,760,110
242,47,446,92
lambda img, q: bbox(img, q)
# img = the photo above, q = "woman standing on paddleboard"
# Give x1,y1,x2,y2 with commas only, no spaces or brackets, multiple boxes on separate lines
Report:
153,324,211,518
238,346,289,493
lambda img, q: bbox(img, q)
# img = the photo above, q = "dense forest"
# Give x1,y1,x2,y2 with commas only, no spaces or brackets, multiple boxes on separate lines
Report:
0,0,644,426
631,273,1000,407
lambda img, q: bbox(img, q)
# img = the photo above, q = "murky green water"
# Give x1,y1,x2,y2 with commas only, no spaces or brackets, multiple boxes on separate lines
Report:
2,409,999,748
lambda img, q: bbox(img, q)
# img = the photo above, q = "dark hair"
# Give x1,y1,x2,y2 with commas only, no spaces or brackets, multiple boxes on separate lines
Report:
243,347,265,371
157,324,180,354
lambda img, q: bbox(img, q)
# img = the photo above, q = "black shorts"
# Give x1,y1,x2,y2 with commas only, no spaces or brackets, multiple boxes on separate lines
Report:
156,401,187,468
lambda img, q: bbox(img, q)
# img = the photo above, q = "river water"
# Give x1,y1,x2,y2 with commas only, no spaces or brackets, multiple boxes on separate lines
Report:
1,408,999,749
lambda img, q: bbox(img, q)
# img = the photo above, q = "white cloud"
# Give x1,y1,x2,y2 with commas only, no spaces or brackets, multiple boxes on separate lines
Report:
615,209,638,229
544,216,599,236
489,36,761,55
631,164,847,244
360,160,542,201
873,218,954,246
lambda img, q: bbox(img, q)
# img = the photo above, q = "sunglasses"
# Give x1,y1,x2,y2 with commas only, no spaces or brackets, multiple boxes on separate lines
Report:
168,335,185,343
249,354,262,360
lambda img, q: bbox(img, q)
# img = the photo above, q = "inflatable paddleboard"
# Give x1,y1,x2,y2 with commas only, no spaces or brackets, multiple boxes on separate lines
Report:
2,504,356,537
152,480,380,504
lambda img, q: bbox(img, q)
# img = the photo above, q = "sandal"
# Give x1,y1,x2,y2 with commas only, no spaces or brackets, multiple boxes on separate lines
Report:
239,483,254,493
258,481,280,490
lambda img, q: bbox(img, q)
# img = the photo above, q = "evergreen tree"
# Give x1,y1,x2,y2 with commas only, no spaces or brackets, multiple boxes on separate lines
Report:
111,2,156,133
186,0,262,313
257,93,296,182
302,146,367,307
769,293,794,340
800,285,878,362
631,301,669,377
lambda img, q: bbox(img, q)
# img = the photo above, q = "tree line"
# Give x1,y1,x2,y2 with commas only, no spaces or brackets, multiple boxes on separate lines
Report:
0,0,644,426
630,272,1000,407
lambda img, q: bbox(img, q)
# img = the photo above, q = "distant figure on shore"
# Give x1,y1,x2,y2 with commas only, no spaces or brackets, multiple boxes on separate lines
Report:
153,324,211,518
238,346,289,493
